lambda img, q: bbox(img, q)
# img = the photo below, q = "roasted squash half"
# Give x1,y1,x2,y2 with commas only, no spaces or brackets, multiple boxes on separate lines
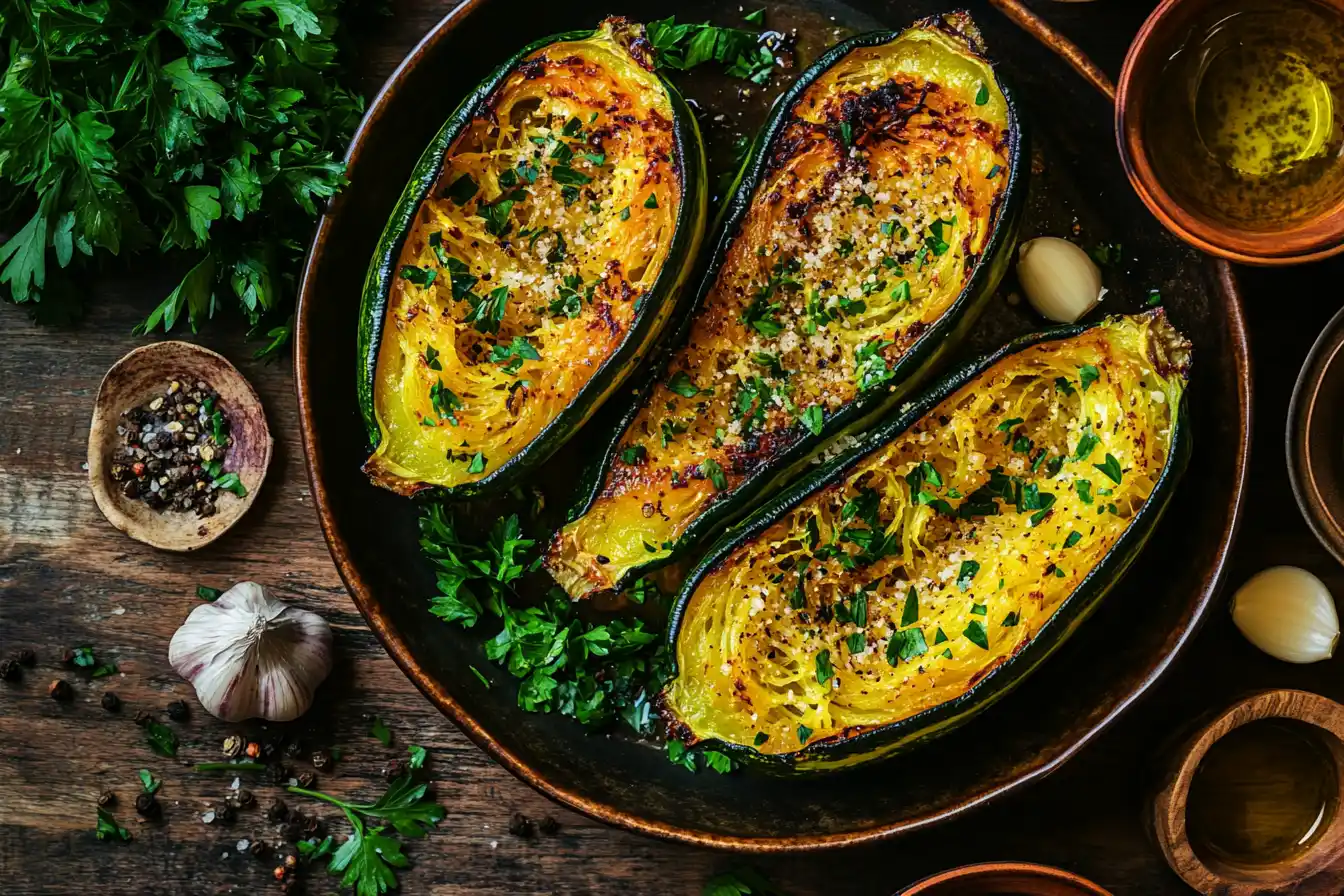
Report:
358,18,708,497
546,13,1024,597
662,312,1191,771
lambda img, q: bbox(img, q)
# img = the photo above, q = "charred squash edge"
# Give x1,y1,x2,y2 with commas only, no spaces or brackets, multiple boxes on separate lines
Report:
661,310,1192,772
356,24,709,500
561,12,1027,589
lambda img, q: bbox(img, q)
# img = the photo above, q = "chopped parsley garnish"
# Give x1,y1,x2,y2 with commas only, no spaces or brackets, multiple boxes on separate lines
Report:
800,404,824,436
964,620,990,650
619,206,631,221
644,193,659,209
1072,429,1100,462
887,627,928,664
429,379,461,424
744,8,765,24
146,721,178,758
445,174,478,205
1089,242,1123,266
370,717,392,746
551,165,591,186
839,120,853,146
1003,611,1020,627
1094,453,1123,484
891,280,911,302
96,807,131,842
482,199,514,237
424,345,442,371
925,217,955,255
836,238,855,257
1064,531,1083,548
853,193,874,209
815,649,833,685
399,265,436,287
797,724,812,744
855,339,894,390
1147,289,1163,306
212,472,247,498
970,603,987,616
620,444,647,465
847,632,867,654
1079,363,1101,391
466,451,487,474
934,627,949,644
1055,376,1076,396
975,82,990,105
901,586,919,626
987,163,1003,179
489,336,540,375
1076,479,1094,504
667,371,706,398
465,286,509,333
660,418,688,447
427,231,452,267
701,458,728,491
956,560,980,592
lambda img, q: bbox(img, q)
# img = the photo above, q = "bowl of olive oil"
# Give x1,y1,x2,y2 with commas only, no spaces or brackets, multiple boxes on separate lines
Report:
1118,0,1344,264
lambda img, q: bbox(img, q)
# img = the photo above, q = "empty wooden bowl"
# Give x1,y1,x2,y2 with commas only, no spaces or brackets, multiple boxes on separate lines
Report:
1153,690,1344,894
899,862,1111,895
1289,303,1344,566
1116,0,1344,265
87,341,272,551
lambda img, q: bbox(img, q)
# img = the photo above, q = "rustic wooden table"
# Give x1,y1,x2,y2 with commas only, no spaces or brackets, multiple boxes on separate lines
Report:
2,1,1341,894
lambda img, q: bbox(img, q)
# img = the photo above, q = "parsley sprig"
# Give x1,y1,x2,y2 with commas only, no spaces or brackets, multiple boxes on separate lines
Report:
0,0,365,355
288,775,445,896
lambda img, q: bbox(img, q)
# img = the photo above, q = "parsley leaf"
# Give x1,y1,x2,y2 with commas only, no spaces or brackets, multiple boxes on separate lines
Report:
96,807,131,842
146,721,178,758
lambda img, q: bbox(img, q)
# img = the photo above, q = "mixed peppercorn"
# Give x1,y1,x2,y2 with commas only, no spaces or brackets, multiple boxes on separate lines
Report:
109,379,244,516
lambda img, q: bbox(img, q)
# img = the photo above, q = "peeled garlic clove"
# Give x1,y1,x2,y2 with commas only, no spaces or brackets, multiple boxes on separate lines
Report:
1231,566,1340,664
169,581,333,722
1016,237,1105,323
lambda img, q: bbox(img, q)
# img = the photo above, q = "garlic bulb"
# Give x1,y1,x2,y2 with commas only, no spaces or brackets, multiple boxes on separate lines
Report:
1231,566,1340,664
169,582,333,721
1016,237,1105,323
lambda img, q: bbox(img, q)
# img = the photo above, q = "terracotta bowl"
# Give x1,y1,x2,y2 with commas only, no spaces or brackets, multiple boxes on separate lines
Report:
1116,0,1344,265
899,862,1111,895
87,341,272,552
1289,303,1344,565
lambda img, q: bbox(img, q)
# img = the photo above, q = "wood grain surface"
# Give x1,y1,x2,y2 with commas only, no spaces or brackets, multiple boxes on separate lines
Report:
3,1,1344,894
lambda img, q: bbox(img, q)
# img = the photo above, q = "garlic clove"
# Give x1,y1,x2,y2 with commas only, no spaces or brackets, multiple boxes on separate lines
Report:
169,582,333,722
1016,236,1104,324
1231,566,1340,664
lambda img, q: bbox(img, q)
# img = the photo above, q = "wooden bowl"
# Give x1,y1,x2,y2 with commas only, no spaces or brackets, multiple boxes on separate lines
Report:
1116,0,1344,265
295,0,1251,849
87,341,272,552
900,862,1112,895
1289,303,1344,566
1154,690,1344,894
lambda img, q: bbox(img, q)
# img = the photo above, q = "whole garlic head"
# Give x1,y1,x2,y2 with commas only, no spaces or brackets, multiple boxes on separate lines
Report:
169,582,333,722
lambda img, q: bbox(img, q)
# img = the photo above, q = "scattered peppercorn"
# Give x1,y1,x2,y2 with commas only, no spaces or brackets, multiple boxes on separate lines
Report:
251,839,273,862
110,378,236,517
222,735,245,758
382,758,408,780
134,792,161,820
262,763,290,786
98,790,116,808
101,691,121,712
17,649,35,666
245,741,262,759
234,789,256,809
508,812,535,838
166,700,189,722
48,679,73,701
215,803,237,825
133,709,154,726
283,740,304,760
265,798,289,823
539,816,561,836
295,771,317,789
310,748,332,771
261,740,281,761
0,659,21,682
62,648,76,665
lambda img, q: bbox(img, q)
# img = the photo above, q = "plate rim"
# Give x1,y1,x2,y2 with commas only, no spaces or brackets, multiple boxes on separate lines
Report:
294,0,1253,852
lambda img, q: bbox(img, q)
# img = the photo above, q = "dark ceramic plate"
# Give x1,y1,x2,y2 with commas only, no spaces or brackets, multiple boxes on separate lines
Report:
296,0,1250,850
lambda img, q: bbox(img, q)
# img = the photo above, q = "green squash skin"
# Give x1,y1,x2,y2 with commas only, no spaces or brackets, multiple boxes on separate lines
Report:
356,28,709,501
563,13,1028,591
663,312,1193,773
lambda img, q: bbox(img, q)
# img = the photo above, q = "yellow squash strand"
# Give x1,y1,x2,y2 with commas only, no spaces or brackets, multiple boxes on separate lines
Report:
365,23,680,494
547,23,1012,597
664,314,1187,755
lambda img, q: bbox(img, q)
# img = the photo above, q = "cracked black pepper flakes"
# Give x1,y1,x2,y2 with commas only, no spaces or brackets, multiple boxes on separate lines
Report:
508,812,535,838
17,648,35,666
101,691,121,712
166,699,190,721
539,816,561,835
0,659,21,682
134,792,161,819
48,679,72,701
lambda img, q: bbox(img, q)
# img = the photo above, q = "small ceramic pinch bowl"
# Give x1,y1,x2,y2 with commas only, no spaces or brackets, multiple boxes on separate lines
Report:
1153,690,1344,895
87,341,272,551
1289,303,1344,566
899,862,1111,895
1116,0,1344,265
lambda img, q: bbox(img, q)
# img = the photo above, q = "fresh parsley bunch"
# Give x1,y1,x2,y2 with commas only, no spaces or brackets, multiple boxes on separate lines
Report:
0,0,365,355
646,14,777,84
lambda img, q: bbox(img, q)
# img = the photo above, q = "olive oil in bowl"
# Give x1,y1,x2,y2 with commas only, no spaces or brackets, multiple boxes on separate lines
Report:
1144,0,1344,233
1186,719,1340,868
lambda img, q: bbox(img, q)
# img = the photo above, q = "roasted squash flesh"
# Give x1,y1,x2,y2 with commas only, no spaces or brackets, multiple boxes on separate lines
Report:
663,313,1190,760
364,21,688,495
547,18,1015,597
